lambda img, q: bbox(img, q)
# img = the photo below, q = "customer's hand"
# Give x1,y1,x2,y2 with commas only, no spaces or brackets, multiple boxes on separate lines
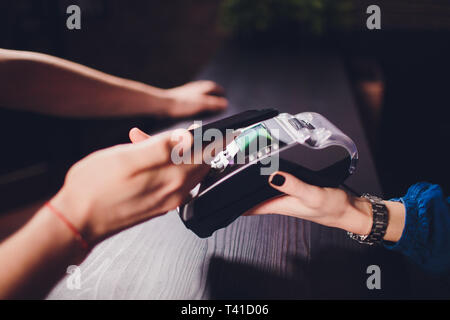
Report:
246,172,405,242
51,128,209,246
246,172,374,236
164,80,228,117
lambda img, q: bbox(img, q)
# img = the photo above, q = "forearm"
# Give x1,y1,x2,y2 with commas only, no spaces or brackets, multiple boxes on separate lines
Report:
0,205,87,299
0,48,170,117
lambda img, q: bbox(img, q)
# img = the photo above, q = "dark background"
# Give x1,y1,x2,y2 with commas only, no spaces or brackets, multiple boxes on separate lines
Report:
0,1,449,215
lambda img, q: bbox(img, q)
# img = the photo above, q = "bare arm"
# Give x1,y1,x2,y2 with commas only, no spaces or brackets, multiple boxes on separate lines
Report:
0,204,85,299
0,48,227,117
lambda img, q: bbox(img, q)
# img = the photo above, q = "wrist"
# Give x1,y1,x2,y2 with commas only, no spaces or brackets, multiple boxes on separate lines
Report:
116,77,173,117
144,87,175,117
50,187,93,245
340,197,405,243
40,205,89,262
383,201,405,242
335,196,373,236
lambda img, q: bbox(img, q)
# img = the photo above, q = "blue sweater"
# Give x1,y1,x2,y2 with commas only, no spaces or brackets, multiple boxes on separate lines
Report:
384,182,450,274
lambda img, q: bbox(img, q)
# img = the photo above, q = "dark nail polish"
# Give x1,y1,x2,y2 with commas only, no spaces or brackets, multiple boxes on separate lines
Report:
270,174,285,187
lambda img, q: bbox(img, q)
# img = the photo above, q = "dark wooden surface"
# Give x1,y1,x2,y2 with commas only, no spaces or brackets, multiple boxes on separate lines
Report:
47,46,412,299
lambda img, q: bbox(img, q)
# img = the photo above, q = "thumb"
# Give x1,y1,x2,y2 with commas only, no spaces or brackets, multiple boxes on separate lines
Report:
268,171,327,209
126,128,193,169
188,122,201,130
129,127,151,143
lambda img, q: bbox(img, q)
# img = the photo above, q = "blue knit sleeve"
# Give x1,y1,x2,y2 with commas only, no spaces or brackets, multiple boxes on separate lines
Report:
384,182,450,274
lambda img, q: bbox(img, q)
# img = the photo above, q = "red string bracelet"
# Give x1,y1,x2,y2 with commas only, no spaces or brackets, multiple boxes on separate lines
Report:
45,202,89,251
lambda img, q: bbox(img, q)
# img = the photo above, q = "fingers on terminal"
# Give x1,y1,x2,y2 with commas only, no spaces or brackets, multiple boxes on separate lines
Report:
127,129,193,169
200,80,225,96
205,96,228,110
129,127,150,144
268,171,326,208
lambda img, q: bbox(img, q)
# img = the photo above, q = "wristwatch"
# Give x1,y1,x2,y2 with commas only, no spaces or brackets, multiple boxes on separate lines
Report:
347,193,389,245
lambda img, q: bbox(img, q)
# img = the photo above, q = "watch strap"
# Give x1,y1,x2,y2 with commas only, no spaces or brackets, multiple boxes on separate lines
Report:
347,193,389,245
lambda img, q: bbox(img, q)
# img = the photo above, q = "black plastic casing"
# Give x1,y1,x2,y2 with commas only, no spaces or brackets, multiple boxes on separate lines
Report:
180,146,351,238
179,110,354,238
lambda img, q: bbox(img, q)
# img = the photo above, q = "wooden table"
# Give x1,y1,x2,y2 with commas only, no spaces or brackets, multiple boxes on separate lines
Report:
48,45,412,299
